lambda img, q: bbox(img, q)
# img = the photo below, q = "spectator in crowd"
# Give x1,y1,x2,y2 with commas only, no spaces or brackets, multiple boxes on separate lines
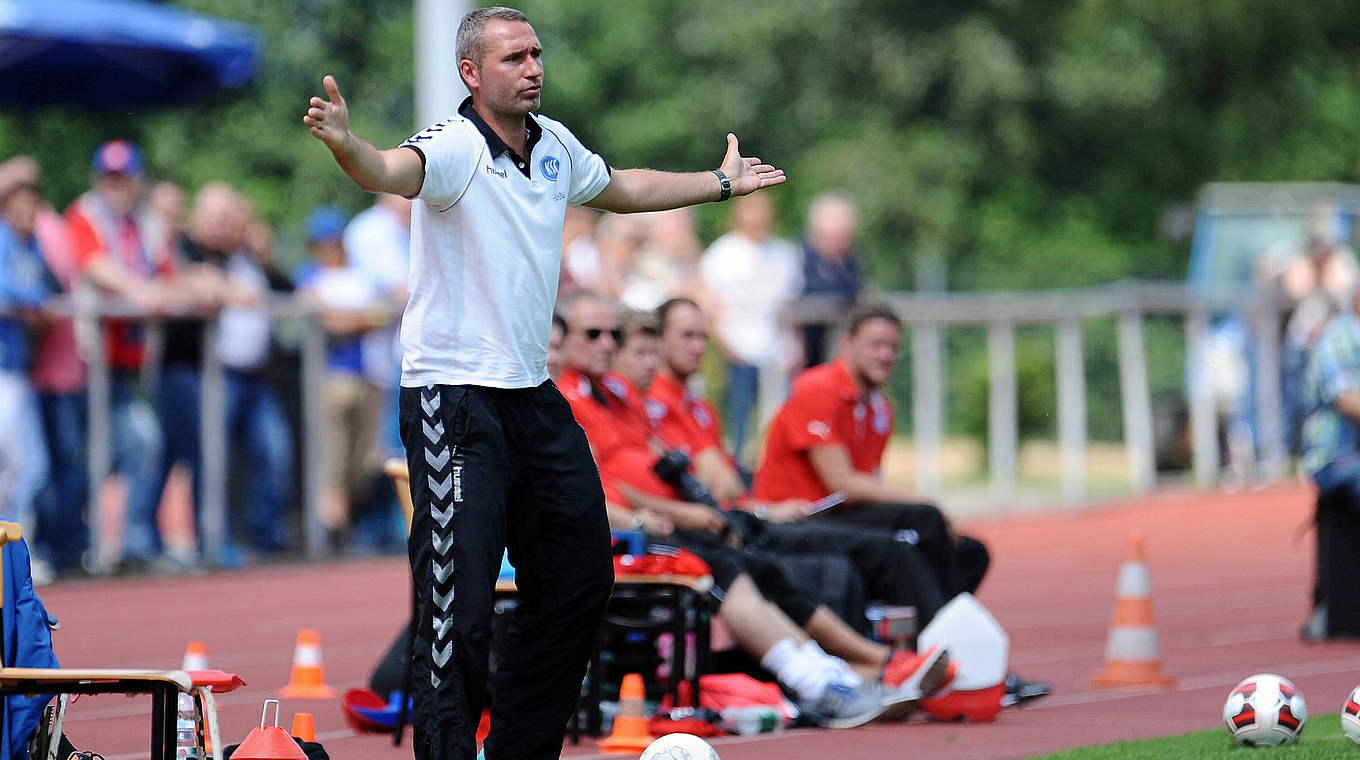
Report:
151,181,243,569
65,141,171,573
342,193,411,550
211,193,294,558
699,192,802,462
296,205,386,550
555,290,951,726
800,192,864,367
592,212,647,303
0,177,54,572
618,208,702,310
1,157,88,577
560,205,600,293
1298,283,1360,639
140,180,187,274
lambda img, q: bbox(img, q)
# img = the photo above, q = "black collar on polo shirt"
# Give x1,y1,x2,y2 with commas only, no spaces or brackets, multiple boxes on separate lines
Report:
459,97,542,178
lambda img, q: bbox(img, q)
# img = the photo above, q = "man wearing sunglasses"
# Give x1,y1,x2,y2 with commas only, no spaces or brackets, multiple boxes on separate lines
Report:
302,6,785,760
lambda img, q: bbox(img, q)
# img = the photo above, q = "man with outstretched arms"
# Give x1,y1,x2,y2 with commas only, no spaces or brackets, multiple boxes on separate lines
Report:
302,7,785,760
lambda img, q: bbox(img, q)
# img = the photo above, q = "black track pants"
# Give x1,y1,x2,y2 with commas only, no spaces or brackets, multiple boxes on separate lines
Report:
400,381,614,760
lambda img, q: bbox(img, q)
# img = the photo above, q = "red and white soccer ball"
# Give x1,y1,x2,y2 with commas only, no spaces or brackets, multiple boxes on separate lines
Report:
1222,673,1307,747
1341,684,1360,744
639,733,720,760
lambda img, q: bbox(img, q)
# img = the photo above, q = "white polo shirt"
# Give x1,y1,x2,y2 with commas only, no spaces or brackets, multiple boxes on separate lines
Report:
398,98,612,388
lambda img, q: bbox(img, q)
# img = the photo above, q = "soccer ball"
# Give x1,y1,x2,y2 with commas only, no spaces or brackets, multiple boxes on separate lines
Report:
1222,673,1307,746
639,733,720,760
1341,685,1360,744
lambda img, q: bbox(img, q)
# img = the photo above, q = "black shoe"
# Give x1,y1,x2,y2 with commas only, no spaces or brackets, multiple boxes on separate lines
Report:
1001,673,1050,707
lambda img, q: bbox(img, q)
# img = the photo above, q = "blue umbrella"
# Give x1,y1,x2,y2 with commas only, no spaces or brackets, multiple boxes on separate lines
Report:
0,0,258,109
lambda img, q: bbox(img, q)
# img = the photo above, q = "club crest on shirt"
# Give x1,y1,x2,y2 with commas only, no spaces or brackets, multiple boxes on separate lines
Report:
807,420,832,440
540,155,561,181
869,392,891,435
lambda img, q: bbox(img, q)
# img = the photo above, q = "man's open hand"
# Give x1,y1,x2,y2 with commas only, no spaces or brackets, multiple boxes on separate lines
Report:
718,133,787,197
303,76,351,152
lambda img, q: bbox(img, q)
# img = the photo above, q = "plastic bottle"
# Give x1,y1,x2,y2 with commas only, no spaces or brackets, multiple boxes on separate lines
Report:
719,704,782,735
176,693,199,759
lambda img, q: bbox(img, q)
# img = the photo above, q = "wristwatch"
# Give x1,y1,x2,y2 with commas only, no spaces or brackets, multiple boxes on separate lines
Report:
631,511,646,530
753,505,769,521
712,169,732,202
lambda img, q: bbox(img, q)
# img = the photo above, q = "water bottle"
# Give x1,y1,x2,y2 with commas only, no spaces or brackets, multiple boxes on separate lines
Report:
176,693,199,759
719,705,781,735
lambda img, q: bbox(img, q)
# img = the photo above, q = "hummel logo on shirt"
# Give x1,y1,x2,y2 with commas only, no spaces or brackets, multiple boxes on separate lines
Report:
486,165,508,178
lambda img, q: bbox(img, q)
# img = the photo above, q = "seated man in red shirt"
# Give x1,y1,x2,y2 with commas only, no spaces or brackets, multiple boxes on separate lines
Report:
750,302,990,598
556,289,950,726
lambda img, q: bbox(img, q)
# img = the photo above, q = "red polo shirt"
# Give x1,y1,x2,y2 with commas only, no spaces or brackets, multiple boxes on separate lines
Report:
752,358,894,502
559,367,678,502
646,371,724,456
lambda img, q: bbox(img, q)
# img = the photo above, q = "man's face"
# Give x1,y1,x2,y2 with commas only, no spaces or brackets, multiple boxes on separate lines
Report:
613,332,660,391
463,19,543,117
843,318,901,390
662,303,707,379
547,323,565,381
564,299,619,380
2,188,39,237
97,172,140,216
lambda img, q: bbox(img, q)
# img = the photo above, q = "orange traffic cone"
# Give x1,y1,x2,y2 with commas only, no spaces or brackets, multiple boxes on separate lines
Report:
598,673,653,754
182,641,209,671
234,700,307,760
1092,534,1174,687
290,712,316,743
278,630,336,699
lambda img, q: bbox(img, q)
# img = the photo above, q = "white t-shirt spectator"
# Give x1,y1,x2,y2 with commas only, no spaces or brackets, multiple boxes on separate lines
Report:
343,202,410,389
699,231,803,366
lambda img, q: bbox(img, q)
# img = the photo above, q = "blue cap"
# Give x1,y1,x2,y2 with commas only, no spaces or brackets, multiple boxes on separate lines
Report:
305,205,349,244
91,140,144,176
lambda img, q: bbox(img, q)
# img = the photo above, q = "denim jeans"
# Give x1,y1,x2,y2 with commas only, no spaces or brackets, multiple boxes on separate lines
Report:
725,360,759,461
225,370,293,551
37,391,87,570
0,371,49,538
112,373,165,560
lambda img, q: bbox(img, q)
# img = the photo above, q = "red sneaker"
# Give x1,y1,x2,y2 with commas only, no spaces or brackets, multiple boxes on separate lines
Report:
879,646,951,719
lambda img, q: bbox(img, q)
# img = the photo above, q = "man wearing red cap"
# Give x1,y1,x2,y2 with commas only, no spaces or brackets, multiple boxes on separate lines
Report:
65,140,175,573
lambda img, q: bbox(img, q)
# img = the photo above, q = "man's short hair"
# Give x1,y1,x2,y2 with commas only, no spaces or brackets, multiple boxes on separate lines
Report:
555,288,610,328
655,297,700,332
618,308,660,349
457,6,531,65
551,311,567,335
845,301,901,336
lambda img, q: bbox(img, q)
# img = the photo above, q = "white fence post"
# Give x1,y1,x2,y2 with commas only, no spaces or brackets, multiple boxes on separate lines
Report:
1056,318,1087,503
911,322,943,499
1117,310,1156,493
988,322,1017,505
1184,308,1219,485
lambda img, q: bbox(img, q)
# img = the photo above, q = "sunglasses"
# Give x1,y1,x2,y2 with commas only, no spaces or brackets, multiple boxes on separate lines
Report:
579,327,623,343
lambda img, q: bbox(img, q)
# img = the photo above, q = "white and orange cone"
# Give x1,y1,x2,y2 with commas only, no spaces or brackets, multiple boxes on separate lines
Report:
1092,534,1174,687
278,629,335,699
182,641,209,671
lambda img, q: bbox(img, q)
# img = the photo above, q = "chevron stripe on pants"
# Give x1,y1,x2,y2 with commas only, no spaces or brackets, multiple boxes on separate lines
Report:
400,381,614,760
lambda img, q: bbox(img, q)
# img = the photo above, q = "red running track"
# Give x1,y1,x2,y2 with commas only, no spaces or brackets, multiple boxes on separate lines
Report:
35,481,1356,760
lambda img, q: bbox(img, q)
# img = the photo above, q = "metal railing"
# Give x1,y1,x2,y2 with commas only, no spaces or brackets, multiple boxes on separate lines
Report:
788,279,1289,506
56,278,1286,570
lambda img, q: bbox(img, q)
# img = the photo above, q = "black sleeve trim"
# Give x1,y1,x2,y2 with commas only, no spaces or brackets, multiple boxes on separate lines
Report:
402,144,427,171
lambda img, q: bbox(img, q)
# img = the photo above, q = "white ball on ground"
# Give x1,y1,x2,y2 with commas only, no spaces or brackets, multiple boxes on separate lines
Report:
639,733,720,760
1222,673,1307,747
1341,684,1360,744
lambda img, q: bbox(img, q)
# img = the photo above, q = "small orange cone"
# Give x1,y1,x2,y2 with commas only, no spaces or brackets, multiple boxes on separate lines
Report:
598,673,653,754
1092,534,1175,687
234,700,307,760
278,630,336,699
290,712,316,743
182,641,209,671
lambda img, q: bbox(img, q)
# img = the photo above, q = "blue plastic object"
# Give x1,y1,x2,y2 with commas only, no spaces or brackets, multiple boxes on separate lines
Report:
0,0,258,108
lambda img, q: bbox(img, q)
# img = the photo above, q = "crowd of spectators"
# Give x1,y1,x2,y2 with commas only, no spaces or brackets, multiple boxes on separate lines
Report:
0,141,873,585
